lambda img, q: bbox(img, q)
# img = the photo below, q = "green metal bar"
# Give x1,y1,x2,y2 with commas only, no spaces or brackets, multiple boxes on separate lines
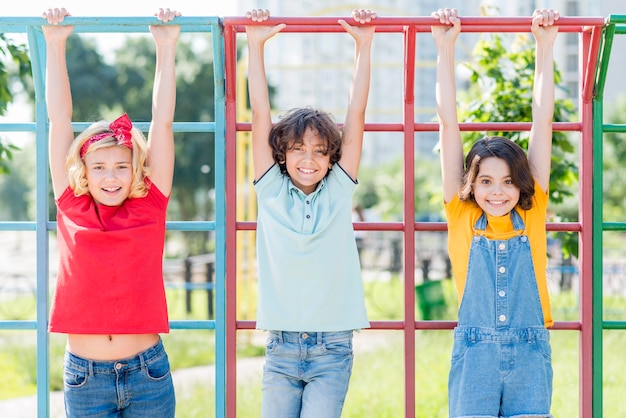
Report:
602,222,626,231
592,94,605,418
594,21,614,101
601,123,626,132
603,321,626,330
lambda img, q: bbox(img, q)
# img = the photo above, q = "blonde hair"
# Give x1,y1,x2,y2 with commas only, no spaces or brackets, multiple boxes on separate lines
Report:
65,120,151,198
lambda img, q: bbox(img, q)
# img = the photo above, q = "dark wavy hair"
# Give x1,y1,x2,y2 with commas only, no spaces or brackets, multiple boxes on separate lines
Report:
268,107,342,176
458,136,535,210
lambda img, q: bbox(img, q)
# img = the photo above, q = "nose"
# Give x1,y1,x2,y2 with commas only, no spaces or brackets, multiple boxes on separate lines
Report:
103,168,118,180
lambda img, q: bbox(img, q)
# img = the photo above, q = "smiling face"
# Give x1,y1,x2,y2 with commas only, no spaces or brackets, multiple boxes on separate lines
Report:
471,156,521,217
83,145,133,206
284,128,332,195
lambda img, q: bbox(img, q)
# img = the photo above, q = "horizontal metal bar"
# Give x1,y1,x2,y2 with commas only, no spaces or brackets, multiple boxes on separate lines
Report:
0,320,37,330
602,123,626,133
0,122,217,134
0,16,220,33
170,320,216,330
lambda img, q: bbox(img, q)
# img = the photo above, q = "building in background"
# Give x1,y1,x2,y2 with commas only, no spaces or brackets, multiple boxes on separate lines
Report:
237,0,626,166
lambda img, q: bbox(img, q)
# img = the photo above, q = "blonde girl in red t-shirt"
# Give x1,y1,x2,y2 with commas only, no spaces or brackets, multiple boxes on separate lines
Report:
43,6,180,417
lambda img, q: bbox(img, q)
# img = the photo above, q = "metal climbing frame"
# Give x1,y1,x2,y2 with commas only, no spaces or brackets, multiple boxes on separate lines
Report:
0,13,617,418
0,17,227,417
223,15,605,418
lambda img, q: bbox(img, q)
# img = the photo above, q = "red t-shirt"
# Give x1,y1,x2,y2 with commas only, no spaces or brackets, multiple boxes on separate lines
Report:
49,179,170,334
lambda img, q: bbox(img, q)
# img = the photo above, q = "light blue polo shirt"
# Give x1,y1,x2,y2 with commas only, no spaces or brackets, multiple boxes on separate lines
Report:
254,164,370,332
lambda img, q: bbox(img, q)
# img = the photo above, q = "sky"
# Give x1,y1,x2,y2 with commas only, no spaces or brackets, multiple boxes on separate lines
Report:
5,0,239,17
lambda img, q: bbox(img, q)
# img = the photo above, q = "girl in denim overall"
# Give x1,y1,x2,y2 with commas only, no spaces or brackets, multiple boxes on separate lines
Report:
432,7,559,418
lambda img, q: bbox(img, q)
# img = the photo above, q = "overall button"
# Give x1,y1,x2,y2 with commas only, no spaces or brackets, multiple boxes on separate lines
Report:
115,363,123,370
498,243,506,250
301,333,309,339
499,315,507,322
499,266,506,274
498,290,506,297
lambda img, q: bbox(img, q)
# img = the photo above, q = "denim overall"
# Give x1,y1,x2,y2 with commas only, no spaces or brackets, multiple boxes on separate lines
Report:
448,210,553,418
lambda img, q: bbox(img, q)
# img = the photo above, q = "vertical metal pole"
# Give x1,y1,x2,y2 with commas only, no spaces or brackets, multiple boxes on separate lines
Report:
402,25,417,418
27,26,50,418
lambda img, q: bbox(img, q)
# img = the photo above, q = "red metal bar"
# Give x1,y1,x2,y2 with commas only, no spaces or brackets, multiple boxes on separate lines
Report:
402,24,417,418
223,23,239,418
236,121,582,132
582,26,602,103
223,14,604,418
224,16,604,30
579,28,595,418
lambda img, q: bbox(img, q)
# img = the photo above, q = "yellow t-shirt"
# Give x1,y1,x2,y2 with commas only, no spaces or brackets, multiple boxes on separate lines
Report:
444,181,553,328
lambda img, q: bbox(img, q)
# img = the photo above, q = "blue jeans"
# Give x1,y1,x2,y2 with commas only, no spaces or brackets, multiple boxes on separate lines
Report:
261,330,354,418
448,328,553,418
63,338,175,417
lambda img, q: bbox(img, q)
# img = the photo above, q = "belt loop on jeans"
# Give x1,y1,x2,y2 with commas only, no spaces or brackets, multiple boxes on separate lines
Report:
469,328,476,343
88,359,94,377
277,331,284,343
317,332,323,347
139,351,147,369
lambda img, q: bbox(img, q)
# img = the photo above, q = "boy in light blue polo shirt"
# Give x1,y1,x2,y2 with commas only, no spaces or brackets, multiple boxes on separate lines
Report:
246,8,376,418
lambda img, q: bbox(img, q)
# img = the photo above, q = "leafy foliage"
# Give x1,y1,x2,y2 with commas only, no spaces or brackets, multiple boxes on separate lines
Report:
601,95,626,222
458,32,579,257
0,34,32,174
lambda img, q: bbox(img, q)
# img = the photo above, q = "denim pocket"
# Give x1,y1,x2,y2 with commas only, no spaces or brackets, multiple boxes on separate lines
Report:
450,339,471,363
64,368,88,388
532,339,553,362
265,336,280,354
321,339,353,355
145,354,172,381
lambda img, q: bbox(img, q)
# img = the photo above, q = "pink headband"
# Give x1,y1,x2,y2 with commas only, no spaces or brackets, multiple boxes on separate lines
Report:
80,113,134,159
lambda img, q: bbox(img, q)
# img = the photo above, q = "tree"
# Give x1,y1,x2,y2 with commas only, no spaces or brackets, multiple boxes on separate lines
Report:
601,95,626,221
0,34,31,174
458,31,579,258
113,34,219,255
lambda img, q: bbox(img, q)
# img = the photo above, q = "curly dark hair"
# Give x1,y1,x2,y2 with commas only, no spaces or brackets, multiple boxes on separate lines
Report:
269,107,342,176
459,136,536,210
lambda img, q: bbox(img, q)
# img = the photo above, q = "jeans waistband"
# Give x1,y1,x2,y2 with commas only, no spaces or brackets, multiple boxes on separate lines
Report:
268,330,353,345
454,326,549,343
65,338,166,375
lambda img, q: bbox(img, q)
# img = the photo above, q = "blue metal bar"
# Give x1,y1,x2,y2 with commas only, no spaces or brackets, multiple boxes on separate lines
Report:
211,20,227,418
1,16,221,33
27,25,51,418
0,320,37,330
0,16,227,417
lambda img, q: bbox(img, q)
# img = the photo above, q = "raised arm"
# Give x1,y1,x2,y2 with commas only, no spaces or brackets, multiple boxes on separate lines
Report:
42,7,74,198
527,8,559,192
245,9,286,180
337,9,376,180
147,8,180,196
432,8,464,204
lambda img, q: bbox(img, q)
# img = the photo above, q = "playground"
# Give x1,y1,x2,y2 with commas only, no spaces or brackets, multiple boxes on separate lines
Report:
1,9,626,418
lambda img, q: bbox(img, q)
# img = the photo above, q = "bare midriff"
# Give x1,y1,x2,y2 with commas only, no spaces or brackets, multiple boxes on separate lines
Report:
67,333,160,361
